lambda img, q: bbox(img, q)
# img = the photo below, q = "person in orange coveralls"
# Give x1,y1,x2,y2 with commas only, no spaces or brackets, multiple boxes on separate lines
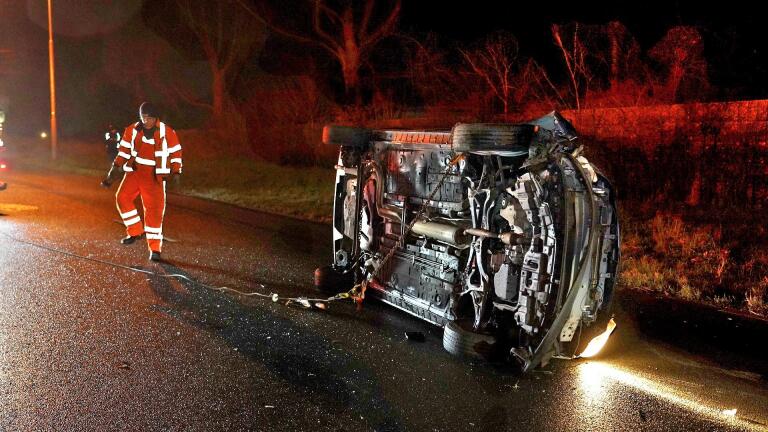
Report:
106,102,182,261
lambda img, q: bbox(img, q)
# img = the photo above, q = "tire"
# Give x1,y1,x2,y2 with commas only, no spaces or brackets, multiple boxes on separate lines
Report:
442,320,498,361
451,123,535,152
314,265,355,294
322,125,371,147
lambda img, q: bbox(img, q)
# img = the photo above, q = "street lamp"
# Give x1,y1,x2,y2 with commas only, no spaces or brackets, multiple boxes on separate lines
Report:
47,0,58,160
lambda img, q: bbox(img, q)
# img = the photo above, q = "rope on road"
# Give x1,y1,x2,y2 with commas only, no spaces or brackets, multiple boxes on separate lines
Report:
0,154,466,310
0,229,350,308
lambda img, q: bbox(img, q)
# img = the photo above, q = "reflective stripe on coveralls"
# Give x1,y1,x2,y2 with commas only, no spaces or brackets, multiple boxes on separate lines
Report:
144,181,166,252
113,120,179,253
122,128,139,172
145,225,163,241
134,156,155,166
119,208,141,228
115,170,166,252
115,122,169,252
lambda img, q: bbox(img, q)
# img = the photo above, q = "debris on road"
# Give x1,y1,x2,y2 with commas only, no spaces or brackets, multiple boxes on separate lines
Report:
405,331,425,342
284,297,329,311
286,297,312,308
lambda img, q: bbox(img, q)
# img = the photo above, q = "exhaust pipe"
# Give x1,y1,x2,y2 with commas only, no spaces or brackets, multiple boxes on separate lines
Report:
464,228,521,245
411,220,469,245
411,222,523,247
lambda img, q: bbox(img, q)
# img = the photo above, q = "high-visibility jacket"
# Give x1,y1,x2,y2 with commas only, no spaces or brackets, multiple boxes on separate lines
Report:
114,121,183,177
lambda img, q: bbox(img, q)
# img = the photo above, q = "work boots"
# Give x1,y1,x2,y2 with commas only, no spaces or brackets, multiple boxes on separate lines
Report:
120,233,144,245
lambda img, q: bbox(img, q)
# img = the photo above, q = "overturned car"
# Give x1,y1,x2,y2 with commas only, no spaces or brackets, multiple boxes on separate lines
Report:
315,112,620,370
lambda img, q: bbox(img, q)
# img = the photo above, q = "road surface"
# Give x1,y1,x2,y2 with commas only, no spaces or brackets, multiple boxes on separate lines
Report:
1,169,766,431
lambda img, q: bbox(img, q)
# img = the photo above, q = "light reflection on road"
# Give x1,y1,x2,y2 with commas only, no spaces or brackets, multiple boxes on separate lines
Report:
576,361,761,431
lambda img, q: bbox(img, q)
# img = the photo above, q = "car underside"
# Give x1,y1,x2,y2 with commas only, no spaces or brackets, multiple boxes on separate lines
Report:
315,112,620,370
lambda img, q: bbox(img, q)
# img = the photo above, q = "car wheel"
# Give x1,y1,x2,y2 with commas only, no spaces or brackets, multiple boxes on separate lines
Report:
322,125,371,147
314,265,355,294
451,123,534,152
442,320,498,361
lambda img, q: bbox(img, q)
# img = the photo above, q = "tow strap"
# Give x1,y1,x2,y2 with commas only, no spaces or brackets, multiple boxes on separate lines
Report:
0,155,465,311
0,229,356,309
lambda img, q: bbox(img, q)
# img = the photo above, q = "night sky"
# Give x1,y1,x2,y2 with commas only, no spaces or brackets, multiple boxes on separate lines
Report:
398,0,766,96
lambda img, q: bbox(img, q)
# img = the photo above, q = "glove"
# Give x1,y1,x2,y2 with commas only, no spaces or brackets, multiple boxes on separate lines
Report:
169,171,181,186
100,165,122,188
156,172,181,185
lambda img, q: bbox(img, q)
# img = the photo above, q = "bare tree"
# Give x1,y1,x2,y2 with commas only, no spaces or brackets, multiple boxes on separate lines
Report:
552,23,593,110
403,33,476,107
591,21,655,107
145,0,266,121
603,21,645,87
249,0,401,102
514,58,568,111
459,31,566,117
101,23,201,118
551,21,660,108
459,31,522,116
649,26,709,103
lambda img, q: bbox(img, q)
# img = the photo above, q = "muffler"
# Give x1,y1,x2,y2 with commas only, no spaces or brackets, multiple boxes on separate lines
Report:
411,220,469,246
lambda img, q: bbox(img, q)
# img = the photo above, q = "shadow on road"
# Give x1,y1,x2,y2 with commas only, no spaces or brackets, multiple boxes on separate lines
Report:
144,261,405,432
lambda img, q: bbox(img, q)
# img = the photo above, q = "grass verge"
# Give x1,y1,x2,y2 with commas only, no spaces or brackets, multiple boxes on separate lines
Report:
619,204,768,317
4,136,334,223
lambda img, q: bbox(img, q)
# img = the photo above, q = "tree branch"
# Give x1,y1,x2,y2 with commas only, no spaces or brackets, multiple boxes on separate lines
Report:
360,0,375,37
360,0,401,52
552,24,580,109
313,0,342,53
236,0,336,55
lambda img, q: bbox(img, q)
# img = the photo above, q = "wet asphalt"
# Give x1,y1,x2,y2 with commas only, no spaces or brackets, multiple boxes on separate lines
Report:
0,169,767,432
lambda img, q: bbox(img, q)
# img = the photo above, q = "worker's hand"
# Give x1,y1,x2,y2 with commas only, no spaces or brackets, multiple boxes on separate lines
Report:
100,169,114,188
169,171,181,186
100,165,121,188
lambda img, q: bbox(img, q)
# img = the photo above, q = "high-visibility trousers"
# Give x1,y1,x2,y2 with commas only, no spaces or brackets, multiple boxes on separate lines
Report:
115,167,166,252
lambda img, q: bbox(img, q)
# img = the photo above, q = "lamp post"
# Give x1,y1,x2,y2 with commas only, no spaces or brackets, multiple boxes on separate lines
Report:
47,0,58,160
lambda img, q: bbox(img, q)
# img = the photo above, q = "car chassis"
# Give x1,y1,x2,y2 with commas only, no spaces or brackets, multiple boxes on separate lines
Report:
316,112,620,370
